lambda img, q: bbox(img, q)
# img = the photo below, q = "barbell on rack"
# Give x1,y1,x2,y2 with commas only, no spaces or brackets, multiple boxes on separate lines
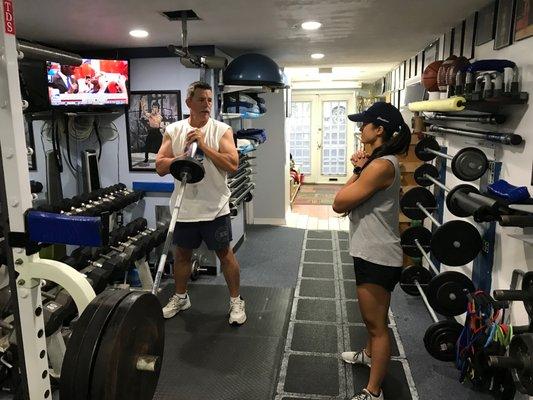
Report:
415,137,489,181
400,238,475,316
413,164,483,218
400,187,483,265
400,264,465,361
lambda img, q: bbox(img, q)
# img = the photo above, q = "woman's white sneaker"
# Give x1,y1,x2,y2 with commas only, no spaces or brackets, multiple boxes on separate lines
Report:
341,349,371,366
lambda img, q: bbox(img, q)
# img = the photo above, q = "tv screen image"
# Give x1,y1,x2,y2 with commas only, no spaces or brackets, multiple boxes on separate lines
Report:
47,59,128,107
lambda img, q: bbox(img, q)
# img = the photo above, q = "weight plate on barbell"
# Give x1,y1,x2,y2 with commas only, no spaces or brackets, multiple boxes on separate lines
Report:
509,333,533,395
90,291,164,400
415,137,441,162
521,272,533,319
400,265,433,296
60,289,131,400
170,156,205,183
400,187,437,220
446,184,480,218
423,320,463,361
430,220,482,266
451,147,489,181
400,226,432,258
414,164,440,187
426,271,475,316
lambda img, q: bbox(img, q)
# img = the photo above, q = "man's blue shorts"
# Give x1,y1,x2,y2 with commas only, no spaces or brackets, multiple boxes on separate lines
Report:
173,214,232,251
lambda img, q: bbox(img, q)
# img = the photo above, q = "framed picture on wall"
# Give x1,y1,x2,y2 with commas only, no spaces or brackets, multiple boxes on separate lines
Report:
453,21,465,55
476,1,497,45
463,12,478,59
494,0,517,49
24,115,36,171
126,90,182,171
423,40,439,67
410,55,417,77
399,61,405,89
443,28,454,58
416,51,424,77
515,0,533,41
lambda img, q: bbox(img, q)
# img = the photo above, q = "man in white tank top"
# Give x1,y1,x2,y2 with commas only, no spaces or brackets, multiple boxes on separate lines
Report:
156,81,246,325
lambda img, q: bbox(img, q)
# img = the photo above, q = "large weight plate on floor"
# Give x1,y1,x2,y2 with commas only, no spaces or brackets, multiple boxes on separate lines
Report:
400,226,432,258
400,187,437,220
423,320,463,361
430,220,482,266
415,137,440,162
509,333,533,395
426,271,475,316
414,164,440,187
60,289,131,400
446,184,480,217
451,147,489,181
400,265,433,296
90,291,164,400
521,272,533,320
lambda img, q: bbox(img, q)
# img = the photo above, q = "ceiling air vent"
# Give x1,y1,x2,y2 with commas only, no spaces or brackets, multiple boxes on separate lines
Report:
161,9,200,21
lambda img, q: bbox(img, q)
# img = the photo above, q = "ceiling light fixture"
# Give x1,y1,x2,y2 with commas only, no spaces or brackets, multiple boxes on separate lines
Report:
311,53,325,59
301,21,322,30
129,29,149,38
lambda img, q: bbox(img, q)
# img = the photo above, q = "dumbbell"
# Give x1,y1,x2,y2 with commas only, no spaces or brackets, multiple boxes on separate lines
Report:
190,258,209,281
400,187,483,266
400,238,475,317
415,137,489,181
414,164,483,218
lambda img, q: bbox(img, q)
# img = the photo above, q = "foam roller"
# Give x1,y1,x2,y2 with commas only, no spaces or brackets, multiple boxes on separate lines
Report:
408,97,466,112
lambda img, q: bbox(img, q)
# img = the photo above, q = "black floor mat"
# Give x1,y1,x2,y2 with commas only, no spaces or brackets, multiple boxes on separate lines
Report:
290,322,338,353
301,263,334,279
295,298,337,323
347,325,399,356
284,354,339,396
305,239,333,250
154,283,293,400
307,230,333,239
304,250,334,263
299,279,335,298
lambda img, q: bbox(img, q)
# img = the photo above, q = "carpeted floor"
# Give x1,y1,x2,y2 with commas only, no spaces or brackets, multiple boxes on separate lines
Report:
293,184,343,205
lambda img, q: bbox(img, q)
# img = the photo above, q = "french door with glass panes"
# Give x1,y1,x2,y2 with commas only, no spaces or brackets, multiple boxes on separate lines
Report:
289,91,356,184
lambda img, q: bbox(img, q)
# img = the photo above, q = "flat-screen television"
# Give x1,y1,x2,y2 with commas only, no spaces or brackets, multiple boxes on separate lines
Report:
47,59,129,108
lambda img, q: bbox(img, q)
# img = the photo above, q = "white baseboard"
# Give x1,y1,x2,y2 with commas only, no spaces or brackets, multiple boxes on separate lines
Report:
253,218,286,226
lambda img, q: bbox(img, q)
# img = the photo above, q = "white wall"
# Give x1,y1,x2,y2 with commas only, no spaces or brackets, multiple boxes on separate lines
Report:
251,91,289,224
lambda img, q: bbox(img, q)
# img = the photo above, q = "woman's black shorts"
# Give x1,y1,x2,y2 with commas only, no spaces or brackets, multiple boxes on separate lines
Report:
353,257,402,292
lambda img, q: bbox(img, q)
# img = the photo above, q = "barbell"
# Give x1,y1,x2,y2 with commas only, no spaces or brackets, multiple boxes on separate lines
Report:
401,187,483,266
415,137,489,181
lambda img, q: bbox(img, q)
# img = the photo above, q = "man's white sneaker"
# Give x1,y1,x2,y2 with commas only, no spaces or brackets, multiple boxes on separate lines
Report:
341,349,371,366
229,296,246,325
162,293,191,319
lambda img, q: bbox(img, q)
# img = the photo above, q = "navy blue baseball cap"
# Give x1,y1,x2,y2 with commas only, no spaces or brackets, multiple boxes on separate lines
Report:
348,102,404,132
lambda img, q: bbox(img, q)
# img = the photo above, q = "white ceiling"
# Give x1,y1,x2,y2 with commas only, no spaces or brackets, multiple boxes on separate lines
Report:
14,0,490,81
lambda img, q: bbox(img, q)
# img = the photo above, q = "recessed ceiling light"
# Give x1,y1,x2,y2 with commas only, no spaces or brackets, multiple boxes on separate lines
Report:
301,21,322,30
311,53,325,59
129,29,149,38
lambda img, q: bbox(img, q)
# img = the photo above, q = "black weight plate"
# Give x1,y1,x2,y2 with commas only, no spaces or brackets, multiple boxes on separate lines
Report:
170,156,205,183
415,137,441,162
400,265,433,296
451,147,489,181
423,320,463,361
90,291,164,400
426,271,475,316
431,220,482,266
509,334,533,395
446,184,480,218
400,187,437,220
190,259,200,281
414,164,440,187
60,289,131,400
400,226,432,258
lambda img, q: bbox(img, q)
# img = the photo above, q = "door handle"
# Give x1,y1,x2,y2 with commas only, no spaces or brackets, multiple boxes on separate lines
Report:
317,142,322,149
